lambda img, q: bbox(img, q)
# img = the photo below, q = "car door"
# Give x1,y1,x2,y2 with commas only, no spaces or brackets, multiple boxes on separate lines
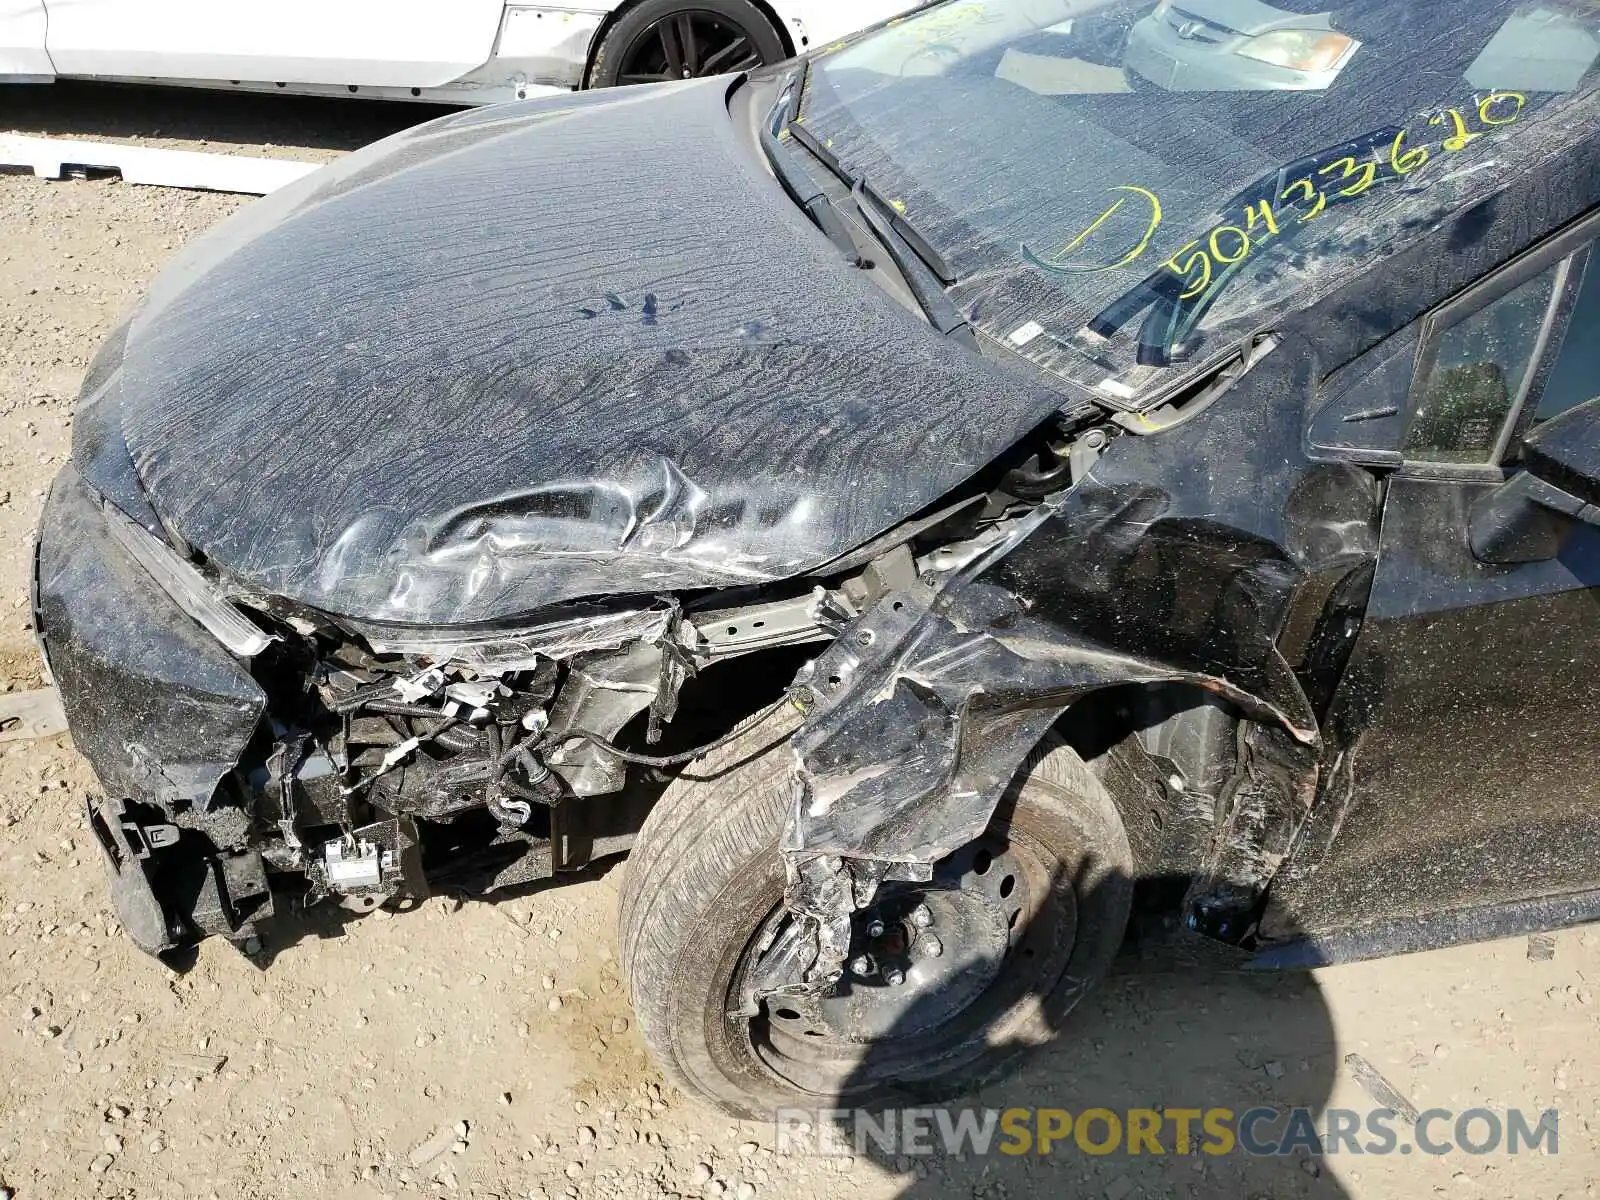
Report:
42,0,508,88
0,0,52,77
1271,214,1600,942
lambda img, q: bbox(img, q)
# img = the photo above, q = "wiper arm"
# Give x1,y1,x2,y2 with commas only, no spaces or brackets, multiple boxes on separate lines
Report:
767,66,970,346
851,179,977,349
757,70,862,266
786,120,956,284
1087,126,1402,367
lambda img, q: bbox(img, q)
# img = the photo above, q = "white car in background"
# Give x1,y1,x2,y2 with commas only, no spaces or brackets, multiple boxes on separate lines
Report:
0,0,925,103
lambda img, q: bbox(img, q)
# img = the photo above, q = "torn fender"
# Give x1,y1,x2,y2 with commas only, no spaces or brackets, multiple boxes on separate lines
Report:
781,489,1322,987
789,580,1317,860
36,466,266,812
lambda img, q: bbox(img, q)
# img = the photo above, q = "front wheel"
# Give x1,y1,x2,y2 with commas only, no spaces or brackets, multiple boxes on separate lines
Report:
588,0,788,89
617,710,1134,1117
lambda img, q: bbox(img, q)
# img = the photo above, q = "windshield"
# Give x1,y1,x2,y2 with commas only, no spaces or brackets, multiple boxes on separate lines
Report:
802,0,1600,406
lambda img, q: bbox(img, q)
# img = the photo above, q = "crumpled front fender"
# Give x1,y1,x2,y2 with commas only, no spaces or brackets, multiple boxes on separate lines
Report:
789,576,1315,861
779,477,1325,990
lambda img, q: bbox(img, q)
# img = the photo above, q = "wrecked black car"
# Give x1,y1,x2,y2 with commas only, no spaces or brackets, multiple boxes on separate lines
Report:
33,0,1600,1116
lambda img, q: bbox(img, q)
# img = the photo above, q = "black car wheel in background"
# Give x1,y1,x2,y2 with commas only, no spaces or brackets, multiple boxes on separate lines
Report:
589,0,788,88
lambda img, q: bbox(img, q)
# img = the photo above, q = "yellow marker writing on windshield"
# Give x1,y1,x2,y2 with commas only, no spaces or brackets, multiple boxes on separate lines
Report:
1041,185,1163,273
1029,92,1528,307
1280,176,1327,222
1244,200,1279,237
1320,155,1379,198
1430,108,1480,152
1390,129,1429,174
1479,90,1525,126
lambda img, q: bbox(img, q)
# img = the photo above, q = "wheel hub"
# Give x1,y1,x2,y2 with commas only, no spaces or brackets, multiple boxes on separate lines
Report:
819,886,1010,1040
761,837,1064,1046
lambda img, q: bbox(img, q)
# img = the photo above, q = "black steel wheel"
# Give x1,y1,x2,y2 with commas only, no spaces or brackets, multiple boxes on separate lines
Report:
737,828,1084,1098
618,708,1134,1118
589,0,788,88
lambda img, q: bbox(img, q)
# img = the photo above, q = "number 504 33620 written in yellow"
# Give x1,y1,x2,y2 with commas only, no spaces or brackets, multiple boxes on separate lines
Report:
1024,91,1527,304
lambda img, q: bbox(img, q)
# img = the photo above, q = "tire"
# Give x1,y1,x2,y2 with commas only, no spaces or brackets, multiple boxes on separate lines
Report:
588,0,788,89
618,707,1134,1118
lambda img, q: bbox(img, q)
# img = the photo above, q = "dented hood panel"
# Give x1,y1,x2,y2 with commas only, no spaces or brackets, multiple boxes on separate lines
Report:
77,78,1070,625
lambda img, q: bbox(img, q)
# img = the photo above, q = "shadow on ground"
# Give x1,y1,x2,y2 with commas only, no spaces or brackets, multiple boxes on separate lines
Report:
0,79,453,151
244,870,1350,1198
828,899,1352,1200
231,854,630,973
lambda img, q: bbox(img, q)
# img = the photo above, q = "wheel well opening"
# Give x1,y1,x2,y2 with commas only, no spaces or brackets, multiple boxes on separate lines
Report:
1055,682,1245,914
745,0,798,56
583,0,797,88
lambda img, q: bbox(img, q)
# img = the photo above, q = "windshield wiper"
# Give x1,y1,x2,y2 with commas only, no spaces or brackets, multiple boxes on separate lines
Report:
764,65,970,346
850,180,976,349
757,70,862,267
785,120,957,285
758,127,864,267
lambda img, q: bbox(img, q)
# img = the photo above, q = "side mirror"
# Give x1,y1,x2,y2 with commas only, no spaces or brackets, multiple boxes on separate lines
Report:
1469,396,1600,564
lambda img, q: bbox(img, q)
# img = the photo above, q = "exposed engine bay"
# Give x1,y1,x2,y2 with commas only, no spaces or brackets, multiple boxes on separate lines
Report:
62,408,1120,958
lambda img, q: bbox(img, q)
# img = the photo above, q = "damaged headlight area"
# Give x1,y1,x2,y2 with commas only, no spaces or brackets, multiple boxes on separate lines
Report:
36,424,1091,960
36,467,274,953
100,501,277,659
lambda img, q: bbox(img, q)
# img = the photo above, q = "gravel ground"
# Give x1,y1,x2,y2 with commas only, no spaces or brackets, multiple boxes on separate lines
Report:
1,80,1596,1200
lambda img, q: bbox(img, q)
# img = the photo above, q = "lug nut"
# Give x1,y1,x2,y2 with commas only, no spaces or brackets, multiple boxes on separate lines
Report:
883,967,906,986
866,919,885,938
922,935,943,958
850,955,873,977
910,904,933,928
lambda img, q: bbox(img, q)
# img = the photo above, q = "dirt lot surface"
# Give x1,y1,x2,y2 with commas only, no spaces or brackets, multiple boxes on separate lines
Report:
1,82,1597,1200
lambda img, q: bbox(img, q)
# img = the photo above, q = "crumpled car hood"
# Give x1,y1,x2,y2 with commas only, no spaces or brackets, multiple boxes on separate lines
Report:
77,77,1071,625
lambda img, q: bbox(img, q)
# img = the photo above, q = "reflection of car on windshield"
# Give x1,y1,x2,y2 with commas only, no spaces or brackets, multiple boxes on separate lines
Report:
1125,0,1600,94
817,0,1600,380
34,0,1600,1119
1125,0,1363,92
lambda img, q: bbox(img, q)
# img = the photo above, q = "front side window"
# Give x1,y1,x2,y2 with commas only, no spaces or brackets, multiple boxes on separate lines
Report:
1404,263,1562,463
1533,252,1600,424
